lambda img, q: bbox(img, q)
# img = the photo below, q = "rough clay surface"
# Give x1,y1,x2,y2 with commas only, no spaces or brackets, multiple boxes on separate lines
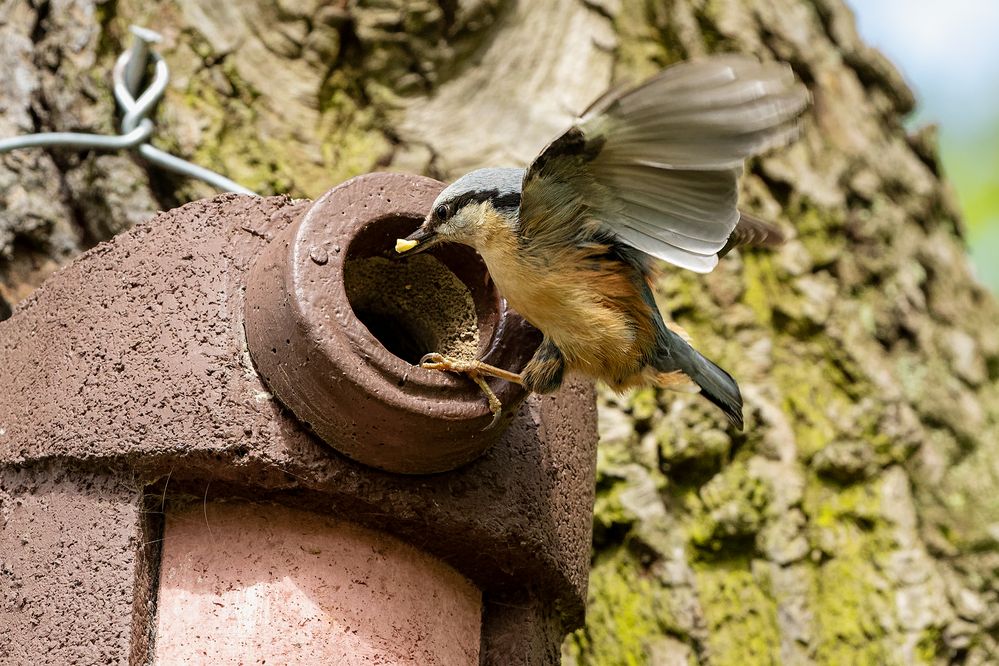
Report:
155,502,482,664
3,0,999,664
0,467,145,664
0,193,598,663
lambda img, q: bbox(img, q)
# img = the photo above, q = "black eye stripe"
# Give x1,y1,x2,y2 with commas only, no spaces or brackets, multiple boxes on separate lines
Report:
450,188,499,212
492,191,521,212
437,189,522,218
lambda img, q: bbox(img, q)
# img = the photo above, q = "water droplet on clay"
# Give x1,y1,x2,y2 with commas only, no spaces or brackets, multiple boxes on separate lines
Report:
309,246,329,265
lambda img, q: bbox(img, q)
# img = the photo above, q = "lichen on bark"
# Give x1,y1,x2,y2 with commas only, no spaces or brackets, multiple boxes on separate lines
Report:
2,0,998,664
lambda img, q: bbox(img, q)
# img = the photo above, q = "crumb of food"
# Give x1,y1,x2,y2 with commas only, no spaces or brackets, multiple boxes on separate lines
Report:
395,238,418,253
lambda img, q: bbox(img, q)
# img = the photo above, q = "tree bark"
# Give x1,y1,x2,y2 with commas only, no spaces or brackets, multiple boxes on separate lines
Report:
2,1,997,664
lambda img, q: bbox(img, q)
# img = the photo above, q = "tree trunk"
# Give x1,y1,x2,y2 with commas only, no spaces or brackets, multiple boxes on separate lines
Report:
2,1,997,664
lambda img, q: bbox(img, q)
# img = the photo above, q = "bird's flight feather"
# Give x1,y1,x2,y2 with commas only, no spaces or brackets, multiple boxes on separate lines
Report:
519,55,808,273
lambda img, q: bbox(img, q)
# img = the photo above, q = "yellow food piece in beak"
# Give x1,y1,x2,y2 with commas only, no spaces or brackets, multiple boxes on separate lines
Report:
395,238,419,253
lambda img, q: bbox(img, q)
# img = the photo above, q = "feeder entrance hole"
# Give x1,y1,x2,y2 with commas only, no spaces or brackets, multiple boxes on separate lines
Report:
344,216,495,366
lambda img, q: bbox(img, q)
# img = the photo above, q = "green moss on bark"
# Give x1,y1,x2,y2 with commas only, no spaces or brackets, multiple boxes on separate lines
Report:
566,548,679,665
694,560,781,665
805,477,903,663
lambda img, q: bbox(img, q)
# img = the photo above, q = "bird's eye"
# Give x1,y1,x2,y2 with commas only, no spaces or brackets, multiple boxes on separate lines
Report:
435,204,449,221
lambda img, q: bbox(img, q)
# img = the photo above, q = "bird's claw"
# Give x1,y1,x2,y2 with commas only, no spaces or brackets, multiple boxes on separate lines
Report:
419,352,476,373
418,352,504,430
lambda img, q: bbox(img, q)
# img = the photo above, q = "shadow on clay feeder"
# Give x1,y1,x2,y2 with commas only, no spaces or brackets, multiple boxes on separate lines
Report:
244,173,540,475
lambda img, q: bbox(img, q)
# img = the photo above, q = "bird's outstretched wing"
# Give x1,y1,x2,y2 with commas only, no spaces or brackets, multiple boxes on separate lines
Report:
519,55,808,273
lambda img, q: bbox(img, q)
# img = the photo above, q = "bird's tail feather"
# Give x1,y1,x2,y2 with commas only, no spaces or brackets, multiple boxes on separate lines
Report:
676,348,744,430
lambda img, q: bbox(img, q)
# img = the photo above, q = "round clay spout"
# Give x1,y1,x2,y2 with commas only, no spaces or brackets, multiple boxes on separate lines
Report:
244,173,540,474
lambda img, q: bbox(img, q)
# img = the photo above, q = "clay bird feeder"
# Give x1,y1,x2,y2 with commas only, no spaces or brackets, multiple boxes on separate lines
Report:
0,173,598,664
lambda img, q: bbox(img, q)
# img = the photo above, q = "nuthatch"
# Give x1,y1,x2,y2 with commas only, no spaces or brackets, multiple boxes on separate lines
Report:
396,55,809,429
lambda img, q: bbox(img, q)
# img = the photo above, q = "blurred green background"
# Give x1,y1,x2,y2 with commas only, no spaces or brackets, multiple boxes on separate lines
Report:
849,1,999,292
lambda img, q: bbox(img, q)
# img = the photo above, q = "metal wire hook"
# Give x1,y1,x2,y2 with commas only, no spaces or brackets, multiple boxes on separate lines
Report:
0,25,256,196
113,47,169,135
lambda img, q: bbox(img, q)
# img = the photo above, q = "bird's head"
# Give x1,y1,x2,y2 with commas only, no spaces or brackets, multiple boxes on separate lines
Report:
395,167,524,257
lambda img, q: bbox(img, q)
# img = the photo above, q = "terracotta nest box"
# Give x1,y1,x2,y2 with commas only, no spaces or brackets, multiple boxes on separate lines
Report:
0,174,598,664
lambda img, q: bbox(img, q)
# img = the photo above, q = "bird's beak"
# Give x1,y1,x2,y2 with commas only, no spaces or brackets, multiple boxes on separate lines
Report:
394,223,439,258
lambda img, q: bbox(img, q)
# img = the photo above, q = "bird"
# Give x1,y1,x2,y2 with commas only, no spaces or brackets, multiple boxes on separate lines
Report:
394,54,809,430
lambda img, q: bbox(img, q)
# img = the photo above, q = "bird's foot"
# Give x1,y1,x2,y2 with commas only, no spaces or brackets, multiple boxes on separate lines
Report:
419,353,523,429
